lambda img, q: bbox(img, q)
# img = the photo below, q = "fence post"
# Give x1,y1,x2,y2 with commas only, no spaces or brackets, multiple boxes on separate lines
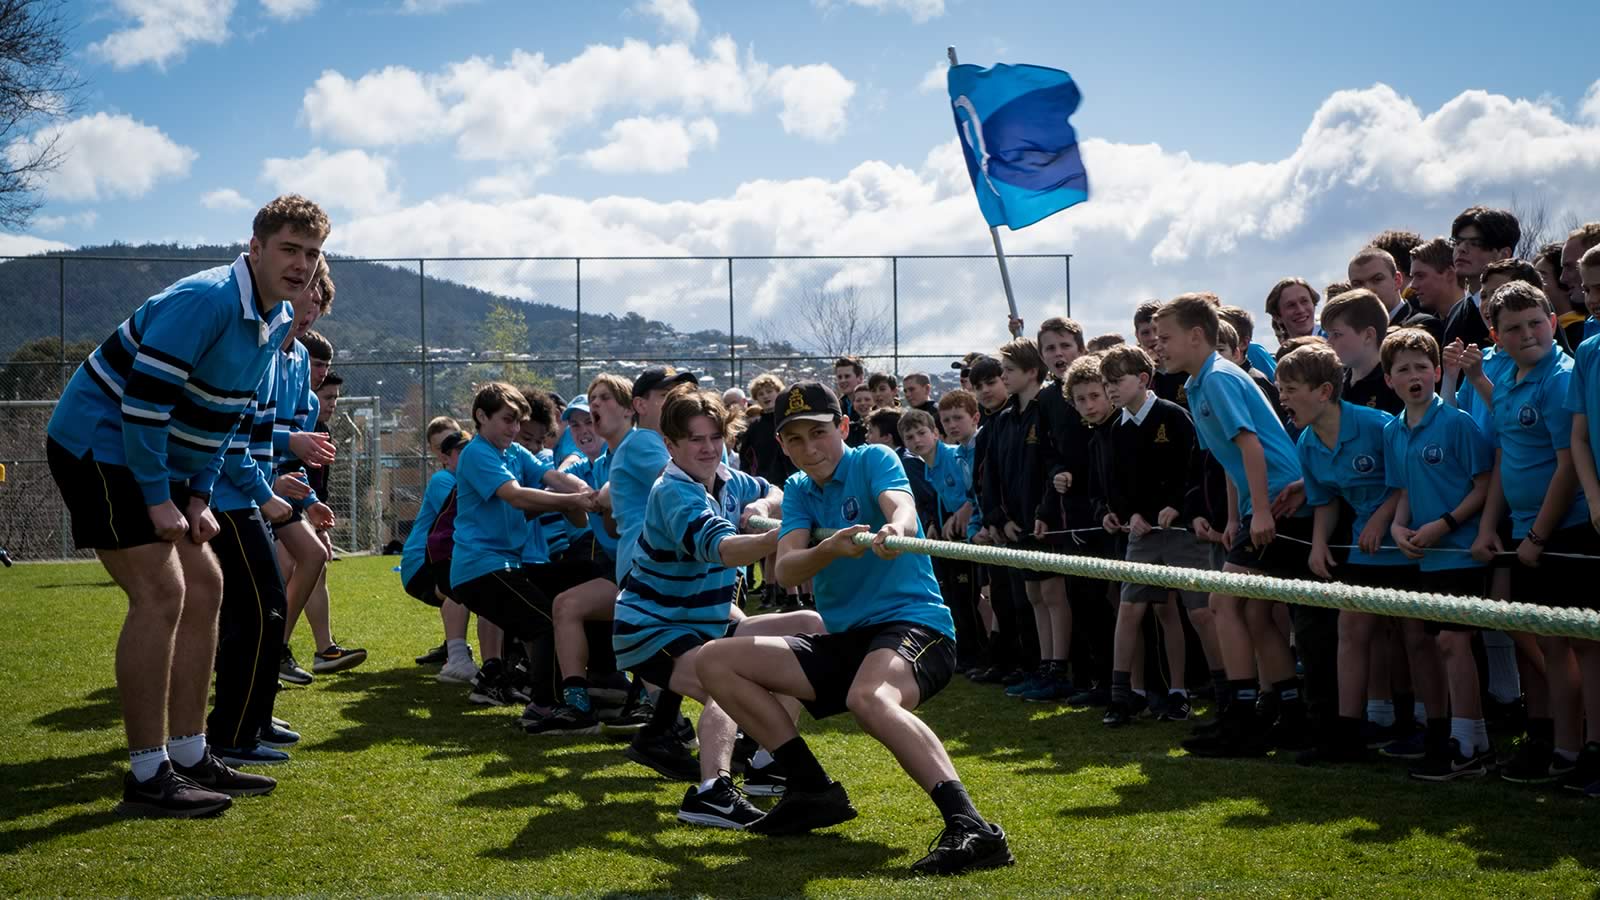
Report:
1064,255,1072,318
575,258,583,394
727,258,736,388
892,256,899,376
373,395,382,550
418,258,427,454
58,256,68,558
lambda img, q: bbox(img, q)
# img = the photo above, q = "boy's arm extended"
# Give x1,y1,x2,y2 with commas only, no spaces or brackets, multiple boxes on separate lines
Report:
1233,431,1277,545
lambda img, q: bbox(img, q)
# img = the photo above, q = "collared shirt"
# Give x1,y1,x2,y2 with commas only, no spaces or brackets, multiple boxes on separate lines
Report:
1185,352,1303,518
1455,347,1512,443
1118,390,1158,426
1490,344,1587,538
609,427,670,584
1382,395,1492,571
779,444,955,639
922,440,973,524
1343,364,1403,415
47,254,293,504
402,469,456,584
1298,402,1405,566
612,462,770,670
1566,333,1600,493
450,440,545,586
1246,342,1278,380
563,449,618,562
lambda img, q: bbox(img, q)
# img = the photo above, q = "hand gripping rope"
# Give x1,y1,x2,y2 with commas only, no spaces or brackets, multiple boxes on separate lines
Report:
744,517,1600,642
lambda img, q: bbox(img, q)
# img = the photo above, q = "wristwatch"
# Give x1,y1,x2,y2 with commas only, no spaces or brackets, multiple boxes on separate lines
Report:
1439,512,1459,532
1527,530,1546,547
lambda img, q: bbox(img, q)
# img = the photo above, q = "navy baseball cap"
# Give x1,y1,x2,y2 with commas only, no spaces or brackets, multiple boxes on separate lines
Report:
632,366,698,397
776,381,843,432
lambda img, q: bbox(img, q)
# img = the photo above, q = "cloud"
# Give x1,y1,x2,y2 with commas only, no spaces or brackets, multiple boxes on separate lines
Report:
260,148,399,214
261,0,316,19
765,64,856,141
1581,81,1600,125
303,37,854,165
89,0,235,70
399,0,477,12
32,211,99,232
634,0,699,39
582,116,717,173
7,113,196,202
918,58,949,94
322,81,1600,354
821,0,944,22
0,233,73,256
200,188,253,211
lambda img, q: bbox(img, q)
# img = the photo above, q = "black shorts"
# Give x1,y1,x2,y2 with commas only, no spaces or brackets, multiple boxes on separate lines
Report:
404,559,452,607
452,567,556,643
1511,524,1600,609
628,621,741,689
1008,537,1060,583
521,558,608,595
268,503,305,538
1333,562,1415,590
1226,512,1315,577
1420,567,1488,634
46,437,193,551
785,622,956,720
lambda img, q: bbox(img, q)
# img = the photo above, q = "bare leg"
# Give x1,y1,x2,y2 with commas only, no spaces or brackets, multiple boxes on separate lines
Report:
98,543,185,751
1023,581,1052,661
1401,619,1448,716
1512,631,1549,719
305,567,333,650
552,579,615,680
1155,600,1186,692
1188,605,1224,671
442,598,469,642
1438,631,1484,720
1209,588,1256,680
1337,612,1378,719
166,540,225,737
1243,598,1296,684
1538,636,1582,754
697,637,818,751
276,521,328,643
847,649,958,791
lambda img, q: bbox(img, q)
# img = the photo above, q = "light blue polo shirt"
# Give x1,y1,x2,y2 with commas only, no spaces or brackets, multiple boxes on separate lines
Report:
1382,395,1493,571
1566,333,1600,489
613,463,770,670
920,441,973,523
1455,347,1512,443
402,469,454,584
1186,352,1302,518
451,439,544,587
1298,402,1405,566
779,444,955,639
1246,342,1277,380
562,449,619,563
1491,344,1586,538
610,428,670,584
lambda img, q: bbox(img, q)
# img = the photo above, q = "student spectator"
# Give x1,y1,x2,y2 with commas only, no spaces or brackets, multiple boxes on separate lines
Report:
1266,277,1322,342
721,387,749,418
1024,316,1085,702
404,419,478,685
1096,345,1210,726
1398,238,1454,346
1370,229,1423,295
1135,300,1188,405
1321,289,1402,414
1275,344,1407,764
1218,304,1277,380
903,372,941,434
1154,295,1311,759
1472,282,1593,786
1563,223,1600,343
848,385,874,446
738,373,796,490
866,407,905,449
935,389,989,673
868,372,901,409
1534,242,1588,351
1349,246,1421,329
1563,243,1600,797
1086,334,1126,352
1379,328,1493,780
899,408,984,669
1445,206,1519,351
1060,353,1119,706
967,355,1023,683
1324,281,1353,302
834,356,865,419
43,194,328,814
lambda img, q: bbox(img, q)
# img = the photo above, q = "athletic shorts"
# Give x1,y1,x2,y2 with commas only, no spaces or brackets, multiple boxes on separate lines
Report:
1332,562,1414,590
1419,567,1488,634
268,503,304,538
1226,512,1315,577
1510,524,1600,609
46,437,194,551
521,558,607,595
785,621,956,720
1121,528,1213,608
404,559,452,607
452,567,555,643
1008,537,1060,583
628,620,741,690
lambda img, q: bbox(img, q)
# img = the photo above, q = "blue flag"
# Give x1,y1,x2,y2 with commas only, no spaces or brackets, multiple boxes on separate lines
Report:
947,63,1088,230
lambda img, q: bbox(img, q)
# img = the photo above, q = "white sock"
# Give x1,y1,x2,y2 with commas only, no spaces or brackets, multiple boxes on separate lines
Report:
1556,747,1579,763
1482,631,1521,704
1171,688,1189,698
130,746,169,782
1132,688,1147,698
446,638,473,665
698,777,719,794
750,748,775,769
1366,699,1395,728
1471,719,1490,754
1450,718,1476,756
167,733,206,768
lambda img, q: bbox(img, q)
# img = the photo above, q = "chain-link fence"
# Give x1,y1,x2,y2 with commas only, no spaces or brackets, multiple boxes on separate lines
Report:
0,253,1070,560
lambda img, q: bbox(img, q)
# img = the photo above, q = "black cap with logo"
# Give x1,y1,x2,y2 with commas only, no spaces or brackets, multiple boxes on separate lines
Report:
776,381,843,432
632,365,698,398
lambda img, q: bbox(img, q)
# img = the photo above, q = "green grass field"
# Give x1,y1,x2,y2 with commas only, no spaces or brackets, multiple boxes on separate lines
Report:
3,556,1599,897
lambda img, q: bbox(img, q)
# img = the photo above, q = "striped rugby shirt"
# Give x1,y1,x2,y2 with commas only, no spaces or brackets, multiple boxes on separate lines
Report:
48,255,294,506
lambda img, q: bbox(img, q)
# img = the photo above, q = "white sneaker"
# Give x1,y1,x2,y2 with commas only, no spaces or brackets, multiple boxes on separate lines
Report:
437,657,478,685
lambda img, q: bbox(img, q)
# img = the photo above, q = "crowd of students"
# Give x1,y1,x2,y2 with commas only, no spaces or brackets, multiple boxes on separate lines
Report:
40,192,1600,877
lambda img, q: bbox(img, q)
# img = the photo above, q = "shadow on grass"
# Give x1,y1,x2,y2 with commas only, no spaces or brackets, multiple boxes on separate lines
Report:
33,581,118,590
31,686,121,734
0,747,126,853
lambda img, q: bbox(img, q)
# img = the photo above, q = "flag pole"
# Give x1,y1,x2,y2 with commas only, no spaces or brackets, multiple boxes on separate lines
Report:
949,45,1023,338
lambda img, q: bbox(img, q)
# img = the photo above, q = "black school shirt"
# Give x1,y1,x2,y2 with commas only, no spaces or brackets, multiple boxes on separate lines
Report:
1342,364,1403,415
1151,368,1190,409
981,391,1045,533
1035,378,1096,531
912,399,944,436
1106,396,1198,523
1443,293,1492,351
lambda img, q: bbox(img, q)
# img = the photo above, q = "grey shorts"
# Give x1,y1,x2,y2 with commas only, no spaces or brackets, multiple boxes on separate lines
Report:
1120,528,1215,609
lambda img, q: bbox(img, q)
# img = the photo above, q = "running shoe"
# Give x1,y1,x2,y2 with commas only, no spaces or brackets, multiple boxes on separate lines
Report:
910,815,1015,876
121,762,231,818
677,775,766,830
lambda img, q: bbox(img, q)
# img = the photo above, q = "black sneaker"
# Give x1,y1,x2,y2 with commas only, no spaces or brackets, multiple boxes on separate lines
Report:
121,762,232,818
910,815,1015,876
173,751,277,797
1126,691,1150,718
468,675,522,706
745,781,858,835
279,647,313,685
1066,684,1110,707
1102,701,1134,728
1267,706,1311,751
1409,739,1490,782
672,714,698,751
1559,743,1600,794
677,775,766,830
312,642,368,674
1499,738,1558,785
730,733,758,775
1182,705,1266,758
743,759,788,797
1157,692,1192,722
521,703,601,736
626,731,701,782
967,666,1007,685
415,643,448,665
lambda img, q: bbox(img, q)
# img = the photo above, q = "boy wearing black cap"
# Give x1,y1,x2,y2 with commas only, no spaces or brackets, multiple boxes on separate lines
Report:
699,382,1013,876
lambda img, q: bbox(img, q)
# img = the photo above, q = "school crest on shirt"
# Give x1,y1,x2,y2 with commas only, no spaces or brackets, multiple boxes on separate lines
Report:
1199,401,1213,418
842,497,861,522
1154,424,1169,444
1353,454,1377,474
1025,425,1038,445
1422,443,1444,465
1518,404,1539,428
1176,385,1188,406
944,475,955,487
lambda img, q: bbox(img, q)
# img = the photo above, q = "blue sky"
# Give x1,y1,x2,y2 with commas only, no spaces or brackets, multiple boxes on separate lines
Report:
10,0,1600,347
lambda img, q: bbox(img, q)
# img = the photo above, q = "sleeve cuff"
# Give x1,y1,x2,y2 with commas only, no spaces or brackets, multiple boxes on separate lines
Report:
139,479,171,506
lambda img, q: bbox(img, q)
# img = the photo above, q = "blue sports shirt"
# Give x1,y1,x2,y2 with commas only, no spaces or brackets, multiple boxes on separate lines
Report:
1566,333,1600,490
563,450,619,563
1489,345,1587,538
1297,402,1405,566
779,444,956,639
402,469,455,585
1382,394,1493,571
609,428,670,584
451,439,544,586
1186,352,1302,518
